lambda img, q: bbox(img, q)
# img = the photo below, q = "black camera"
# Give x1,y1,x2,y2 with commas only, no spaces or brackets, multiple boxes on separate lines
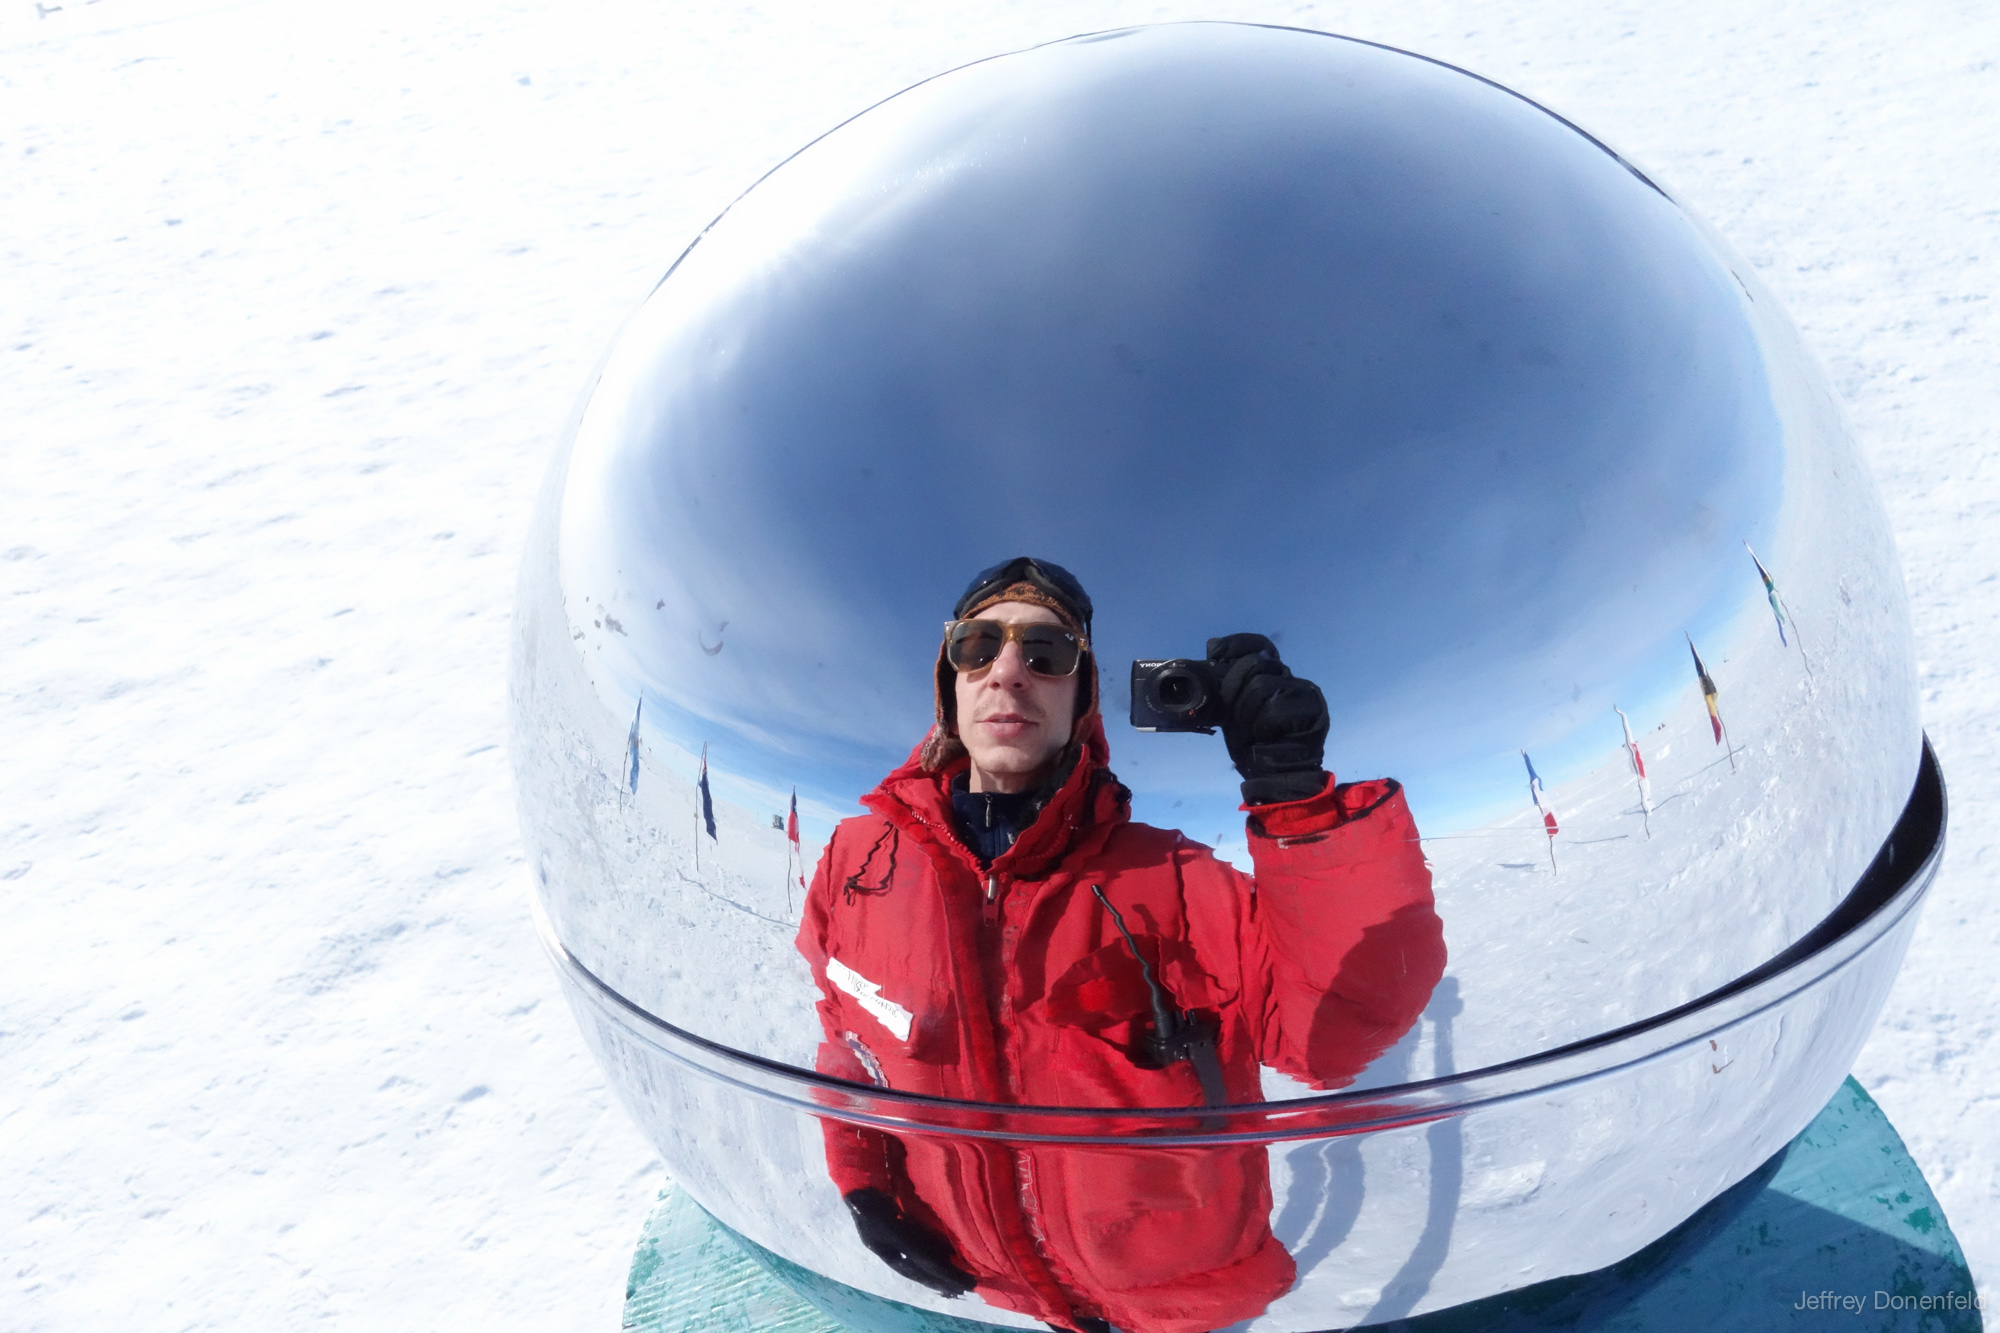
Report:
1130,658,1227,733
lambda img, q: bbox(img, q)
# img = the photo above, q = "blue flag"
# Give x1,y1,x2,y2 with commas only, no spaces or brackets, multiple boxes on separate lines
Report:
698,744,717,841
1745,543,1788,646
626,699,643,794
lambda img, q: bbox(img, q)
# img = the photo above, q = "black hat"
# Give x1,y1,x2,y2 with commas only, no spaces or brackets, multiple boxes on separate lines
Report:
952,556,1094,635
922,556,1098,771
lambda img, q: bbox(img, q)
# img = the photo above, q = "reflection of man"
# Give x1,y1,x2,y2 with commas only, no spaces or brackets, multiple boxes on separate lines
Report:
795,557,1446,1333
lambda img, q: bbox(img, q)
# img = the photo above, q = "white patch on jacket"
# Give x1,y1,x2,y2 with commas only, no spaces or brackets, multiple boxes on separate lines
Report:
825,956,914,1041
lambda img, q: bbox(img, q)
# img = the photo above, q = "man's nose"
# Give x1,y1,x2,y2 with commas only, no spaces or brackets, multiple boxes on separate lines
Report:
985,640,1032,685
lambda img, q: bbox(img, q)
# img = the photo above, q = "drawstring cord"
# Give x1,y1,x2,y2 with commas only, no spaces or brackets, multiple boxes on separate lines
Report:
842,826,899,904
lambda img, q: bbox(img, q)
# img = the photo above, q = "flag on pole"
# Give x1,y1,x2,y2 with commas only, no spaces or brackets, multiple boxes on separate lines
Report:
698,743,717,840
1687,635,1736,771
1744,543,1789,646
786,788,806,910
1687,636,1723,743
787,789,802,863
1522,750,1559,871
625,699,643,795
1745,541,1813,678
1614,705,1653,835
1522,751,1559,835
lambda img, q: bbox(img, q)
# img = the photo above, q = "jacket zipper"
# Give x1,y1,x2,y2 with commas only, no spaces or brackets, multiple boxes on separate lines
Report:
983,870,1017,1096
987,866,1042,1261
886,798,1078,1312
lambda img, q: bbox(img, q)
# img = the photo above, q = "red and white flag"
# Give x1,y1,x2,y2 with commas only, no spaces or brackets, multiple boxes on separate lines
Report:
787,788,805,891
1522,750,1559,872
1522,750,1558,836
1614,706,1654,836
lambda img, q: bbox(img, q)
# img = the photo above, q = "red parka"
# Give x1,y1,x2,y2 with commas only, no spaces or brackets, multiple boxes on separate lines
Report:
796,717,1445,1333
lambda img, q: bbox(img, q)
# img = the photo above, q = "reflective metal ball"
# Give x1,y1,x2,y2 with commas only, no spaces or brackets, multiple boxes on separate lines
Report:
512,23,1935,1326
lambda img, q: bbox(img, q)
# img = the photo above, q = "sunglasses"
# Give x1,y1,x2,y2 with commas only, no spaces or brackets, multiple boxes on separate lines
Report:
943,619,1089,677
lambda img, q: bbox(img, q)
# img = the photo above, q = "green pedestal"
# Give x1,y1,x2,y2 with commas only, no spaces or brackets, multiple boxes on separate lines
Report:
622,1078,1982,1333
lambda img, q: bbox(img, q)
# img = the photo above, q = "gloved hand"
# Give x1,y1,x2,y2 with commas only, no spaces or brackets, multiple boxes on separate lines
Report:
844,1187,977,1298
1207,633,1330,806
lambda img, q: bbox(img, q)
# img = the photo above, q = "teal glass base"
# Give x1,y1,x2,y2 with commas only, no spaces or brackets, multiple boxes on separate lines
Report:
622,1078,1981,1333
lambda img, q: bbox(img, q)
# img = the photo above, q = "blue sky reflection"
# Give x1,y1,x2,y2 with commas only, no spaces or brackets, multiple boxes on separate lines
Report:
558,24,1785,840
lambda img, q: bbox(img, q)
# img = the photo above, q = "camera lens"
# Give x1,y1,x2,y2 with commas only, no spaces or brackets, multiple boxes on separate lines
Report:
1157,668,1204,711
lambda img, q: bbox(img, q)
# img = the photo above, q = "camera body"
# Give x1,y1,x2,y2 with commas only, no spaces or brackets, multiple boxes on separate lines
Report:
1130,658,1227,733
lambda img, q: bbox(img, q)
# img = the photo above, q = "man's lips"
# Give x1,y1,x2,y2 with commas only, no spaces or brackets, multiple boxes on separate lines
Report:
974,712,1042,737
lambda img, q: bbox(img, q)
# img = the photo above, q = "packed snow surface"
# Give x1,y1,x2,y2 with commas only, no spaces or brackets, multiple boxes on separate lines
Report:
3,1,1995,1329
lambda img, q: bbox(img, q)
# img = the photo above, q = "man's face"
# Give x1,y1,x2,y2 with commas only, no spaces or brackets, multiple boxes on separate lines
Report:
953,600,1078,794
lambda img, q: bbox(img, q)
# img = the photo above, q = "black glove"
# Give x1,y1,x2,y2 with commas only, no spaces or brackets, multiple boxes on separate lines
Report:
844,1188,976,1298
1207,633,1329,806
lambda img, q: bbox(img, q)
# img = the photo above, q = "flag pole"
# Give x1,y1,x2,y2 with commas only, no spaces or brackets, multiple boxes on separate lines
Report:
1747,541,1814,680
1614,706,1653,837
1522,750,1559,875
1686,634,1735,774
785,787,805,921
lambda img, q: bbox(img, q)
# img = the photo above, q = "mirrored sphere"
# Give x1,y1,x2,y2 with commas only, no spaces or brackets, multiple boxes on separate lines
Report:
511,22,1932,1327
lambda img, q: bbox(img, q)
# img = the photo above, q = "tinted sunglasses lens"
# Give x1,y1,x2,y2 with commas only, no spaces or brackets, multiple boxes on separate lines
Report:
1019,627,1080,676
946,622,1005,671
946,622,1082,676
